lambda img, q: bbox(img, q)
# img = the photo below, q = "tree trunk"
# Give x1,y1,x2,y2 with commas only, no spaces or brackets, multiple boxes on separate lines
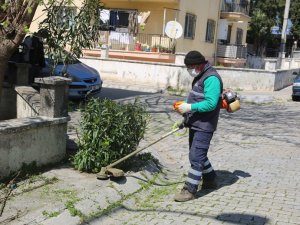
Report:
0,45,13,103
0,1,39,102
0,56,9,101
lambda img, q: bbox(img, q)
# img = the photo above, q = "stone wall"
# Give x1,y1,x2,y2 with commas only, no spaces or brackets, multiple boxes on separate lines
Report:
0,76,71,179
15,86,40,118
0,117,68,179
247,56,300,70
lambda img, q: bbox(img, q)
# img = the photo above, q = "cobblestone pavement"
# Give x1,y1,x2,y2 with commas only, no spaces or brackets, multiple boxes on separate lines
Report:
1,87,299,225
85,91,300,225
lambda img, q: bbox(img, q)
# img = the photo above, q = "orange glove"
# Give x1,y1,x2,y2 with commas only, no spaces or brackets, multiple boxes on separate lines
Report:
173,101,184,111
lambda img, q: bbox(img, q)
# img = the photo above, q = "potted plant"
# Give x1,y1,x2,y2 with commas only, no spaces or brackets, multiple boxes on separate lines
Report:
144,44,150,52
160,47,166,53
151,45,158,52
134,41,142,51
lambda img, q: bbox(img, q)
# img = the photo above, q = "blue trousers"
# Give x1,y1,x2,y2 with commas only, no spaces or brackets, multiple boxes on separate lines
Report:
185,129,216,193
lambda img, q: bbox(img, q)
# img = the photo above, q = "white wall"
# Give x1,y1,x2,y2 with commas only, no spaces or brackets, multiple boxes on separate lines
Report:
247,56,300,70
81,57,297,91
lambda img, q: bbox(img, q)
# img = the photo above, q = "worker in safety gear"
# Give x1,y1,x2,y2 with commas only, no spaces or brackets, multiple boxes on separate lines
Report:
173,51,223,202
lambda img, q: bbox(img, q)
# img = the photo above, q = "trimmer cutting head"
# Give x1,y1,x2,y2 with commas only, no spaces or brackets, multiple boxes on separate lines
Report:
97,167,125,180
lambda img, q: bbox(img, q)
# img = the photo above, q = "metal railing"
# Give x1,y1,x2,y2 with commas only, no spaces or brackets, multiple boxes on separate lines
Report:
94,31,176,53
217,44,247,59
221,0,250,15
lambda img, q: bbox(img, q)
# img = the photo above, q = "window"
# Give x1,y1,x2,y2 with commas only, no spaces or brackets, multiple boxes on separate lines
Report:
109,10,130,31
54,6,77,29
184,13,196,39
100,9,139,33
205,19,216,43
236,28,243,45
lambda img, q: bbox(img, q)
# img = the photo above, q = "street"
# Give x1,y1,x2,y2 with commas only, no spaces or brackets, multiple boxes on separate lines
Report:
85,88,300,225
1,87,299,225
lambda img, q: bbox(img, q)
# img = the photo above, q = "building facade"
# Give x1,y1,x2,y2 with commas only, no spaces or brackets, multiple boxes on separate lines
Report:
30,0,250,67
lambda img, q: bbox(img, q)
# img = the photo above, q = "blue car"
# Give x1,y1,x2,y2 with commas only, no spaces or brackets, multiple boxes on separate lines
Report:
292,75,300,101
42,57,102,99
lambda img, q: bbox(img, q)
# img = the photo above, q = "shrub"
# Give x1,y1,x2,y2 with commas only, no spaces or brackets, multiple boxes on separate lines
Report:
72,98,150,173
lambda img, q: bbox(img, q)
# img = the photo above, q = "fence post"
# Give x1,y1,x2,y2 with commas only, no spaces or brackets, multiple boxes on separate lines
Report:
35,77,71,118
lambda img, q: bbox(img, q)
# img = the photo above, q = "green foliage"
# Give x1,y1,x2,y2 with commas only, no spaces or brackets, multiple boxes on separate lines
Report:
247,0,285,56
290,0,300,39
166,86,186,96
39,0,102,75
0,1,102,92
0,1,38,41
72,98,150,173
65,199,82,217
42,210,60,218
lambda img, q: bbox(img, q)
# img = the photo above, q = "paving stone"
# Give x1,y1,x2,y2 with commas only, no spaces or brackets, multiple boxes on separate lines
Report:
3,88,299,225
41,210,81,225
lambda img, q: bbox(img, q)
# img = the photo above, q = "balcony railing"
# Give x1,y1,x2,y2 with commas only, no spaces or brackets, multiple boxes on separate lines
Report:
94,31,175,53
221,0,249,15
217,44,247,59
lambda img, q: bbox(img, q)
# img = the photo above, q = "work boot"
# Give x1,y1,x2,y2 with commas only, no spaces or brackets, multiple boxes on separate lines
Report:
174,187,195,202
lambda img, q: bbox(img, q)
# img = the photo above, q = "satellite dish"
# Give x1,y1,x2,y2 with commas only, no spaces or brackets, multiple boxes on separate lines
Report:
165,21,183,39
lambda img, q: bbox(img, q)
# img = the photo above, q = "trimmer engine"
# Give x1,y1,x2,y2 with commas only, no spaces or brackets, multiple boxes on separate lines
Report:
221,90,240,113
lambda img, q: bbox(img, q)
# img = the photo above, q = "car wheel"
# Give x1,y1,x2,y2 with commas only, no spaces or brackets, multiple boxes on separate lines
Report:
292,96,299,101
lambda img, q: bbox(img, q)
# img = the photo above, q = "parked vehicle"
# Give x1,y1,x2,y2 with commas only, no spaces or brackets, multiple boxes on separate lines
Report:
292,74,300,101
5,43,102,99
41,56,102,99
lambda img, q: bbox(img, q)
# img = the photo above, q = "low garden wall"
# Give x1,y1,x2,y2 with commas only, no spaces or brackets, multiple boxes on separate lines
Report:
81,57,298,91
0,68,71,178
0,116,68,179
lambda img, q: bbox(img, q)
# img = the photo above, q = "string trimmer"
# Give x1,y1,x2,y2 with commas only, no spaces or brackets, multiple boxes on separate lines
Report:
97,121,185,180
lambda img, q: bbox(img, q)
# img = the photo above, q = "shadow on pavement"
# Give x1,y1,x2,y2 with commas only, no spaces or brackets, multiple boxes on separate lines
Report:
216,213,268,224
95,87,154,100
125,174,183,187
196,170,251,198
68,87,155,111
109,206,269,225
87,170,256,224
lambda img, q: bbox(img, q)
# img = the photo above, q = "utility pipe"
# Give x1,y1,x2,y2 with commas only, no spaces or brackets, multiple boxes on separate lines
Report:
279,0,291,59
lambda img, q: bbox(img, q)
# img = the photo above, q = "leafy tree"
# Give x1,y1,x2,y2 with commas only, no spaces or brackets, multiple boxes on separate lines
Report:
40,0,100,73
0,0,101,100
247,0,284,56
289,0,300,40
0,1,39,98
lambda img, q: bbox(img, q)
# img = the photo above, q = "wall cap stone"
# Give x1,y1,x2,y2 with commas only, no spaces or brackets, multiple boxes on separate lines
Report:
264,59,278,62
35,77,71,86
175,52,186,56
215,66,277,73
82,56,185,68
0,116,69,134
